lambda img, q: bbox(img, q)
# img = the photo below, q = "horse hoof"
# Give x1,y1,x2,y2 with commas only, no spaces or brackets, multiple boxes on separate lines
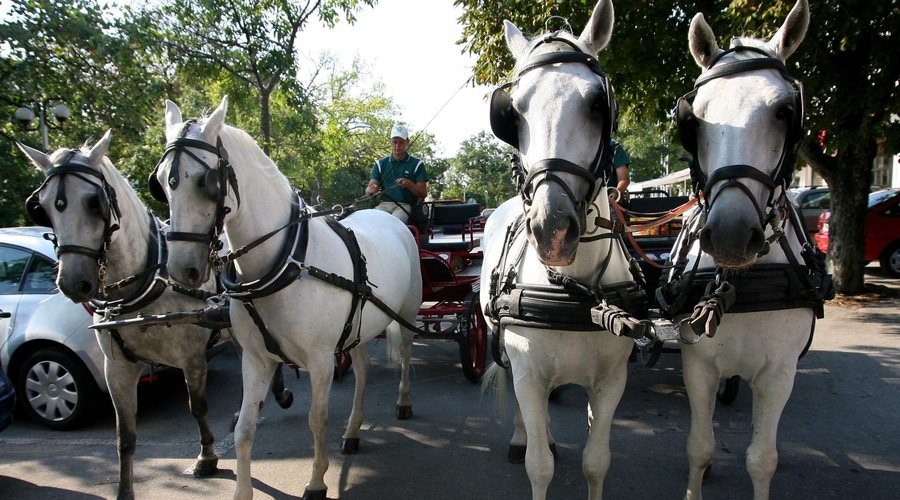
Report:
192,456,219,477
302,487,327,500
702,465,712,484
507,444,526,463
396,404,412,420
275,389,294,409
341,438,360,455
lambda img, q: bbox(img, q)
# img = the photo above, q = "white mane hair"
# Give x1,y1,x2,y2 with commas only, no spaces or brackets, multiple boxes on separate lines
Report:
512,28,596,75
726,36,801,106
216,122,294,202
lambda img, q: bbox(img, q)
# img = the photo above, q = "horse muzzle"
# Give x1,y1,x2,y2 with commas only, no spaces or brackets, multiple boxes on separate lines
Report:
166,243,212,289
55,255,100,303
524,183,582,266
699,203,766,269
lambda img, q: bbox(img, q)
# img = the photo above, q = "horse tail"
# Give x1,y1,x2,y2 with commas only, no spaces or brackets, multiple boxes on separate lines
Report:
481,362,509,422
385,321,403,366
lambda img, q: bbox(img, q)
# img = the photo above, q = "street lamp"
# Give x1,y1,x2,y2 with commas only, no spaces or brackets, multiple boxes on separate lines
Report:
15,99,70,151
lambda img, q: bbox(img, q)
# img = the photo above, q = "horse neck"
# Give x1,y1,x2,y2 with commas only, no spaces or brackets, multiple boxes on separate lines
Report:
103,174,156,286
220,135,295,278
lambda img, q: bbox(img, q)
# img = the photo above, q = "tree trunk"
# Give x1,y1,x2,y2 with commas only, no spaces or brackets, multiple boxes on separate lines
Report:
803,140,877,295
260,91,271,156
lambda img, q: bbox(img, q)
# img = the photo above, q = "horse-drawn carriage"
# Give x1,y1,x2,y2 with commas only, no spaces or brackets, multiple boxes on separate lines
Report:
411,200,488,383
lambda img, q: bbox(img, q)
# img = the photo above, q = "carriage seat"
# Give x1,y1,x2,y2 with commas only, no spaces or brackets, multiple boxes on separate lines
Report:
420,203,481,253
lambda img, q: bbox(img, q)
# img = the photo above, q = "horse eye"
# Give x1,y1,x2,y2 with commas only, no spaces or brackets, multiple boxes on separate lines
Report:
775,105,794,122
87,195,102,212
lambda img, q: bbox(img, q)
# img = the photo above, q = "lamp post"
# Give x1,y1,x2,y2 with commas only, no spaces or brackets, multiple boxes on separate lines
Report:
15,99,70,151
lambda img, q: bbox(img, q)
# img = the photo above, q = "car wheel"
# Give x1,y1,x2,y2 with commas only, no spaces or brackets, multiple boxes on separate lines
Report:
879,241,900,278
16,347,103,430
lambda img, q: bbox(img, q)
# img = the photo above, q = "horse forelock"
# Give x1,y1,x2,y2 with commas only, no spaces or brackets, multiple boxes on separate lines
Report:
513,29,594,74
728,37,776,58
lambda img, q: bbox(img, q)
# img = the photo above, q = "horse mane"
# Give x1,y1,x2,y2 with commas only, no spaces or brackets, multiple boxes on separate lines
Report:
216,123,294,201
513,29,595,75
729,37,776,58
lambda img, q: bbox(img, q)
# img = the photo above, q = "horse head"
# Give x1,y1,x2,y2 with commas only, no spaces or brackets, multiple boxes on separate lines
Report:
490,0,617,266
152,97,234,288
679,0,809,268
19,131,121,302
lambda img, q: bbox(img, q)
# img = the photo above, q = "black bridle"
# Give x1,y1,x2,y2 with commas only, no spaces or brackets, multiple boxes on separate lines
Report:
490,31,618,224
150,120,240,260
25,150,121,260
677,46,806,230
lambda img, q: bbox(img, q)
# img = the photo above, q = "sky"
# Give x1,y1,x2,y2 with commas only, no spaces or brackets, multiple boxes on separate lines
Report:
298,0,493,156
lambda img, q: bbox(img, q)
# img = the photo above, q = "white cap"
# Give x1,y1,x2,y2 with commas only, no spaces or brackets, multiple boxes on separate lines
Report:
390,124,409,140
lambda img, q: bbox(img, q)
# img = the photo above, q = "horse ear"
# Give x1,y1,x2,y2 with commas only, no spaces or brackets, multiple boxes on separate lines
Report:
503,20,529,61
88,129,112,168
16,142,52,173
202,95,228,140
165,100,183,139
578,0,614,54
765,0,809,61
688,12,722,69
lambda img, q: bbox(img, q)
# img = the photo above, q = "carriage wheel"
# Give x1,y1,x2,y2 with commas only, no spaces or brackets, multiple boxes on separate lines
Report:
334,351,352,381
458,292,487,383
716,375,740,405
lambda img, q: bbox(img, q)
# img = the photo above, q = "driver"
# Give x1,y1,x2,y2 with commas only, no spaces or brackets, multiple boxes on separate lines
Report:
365,124,428,223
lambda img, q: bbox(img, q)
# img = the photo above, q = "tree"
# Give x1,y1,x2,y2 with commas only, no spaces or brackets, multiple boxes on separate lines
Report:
149,0,376,156
615,120,681,185
0,0,171,227
435,131,515,207
455,0,898,295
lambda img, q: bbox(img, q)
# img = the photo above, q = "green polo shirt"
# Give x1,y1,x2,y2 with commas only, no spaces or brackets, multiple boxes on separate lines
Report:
370,154,428,204
611,140,631,183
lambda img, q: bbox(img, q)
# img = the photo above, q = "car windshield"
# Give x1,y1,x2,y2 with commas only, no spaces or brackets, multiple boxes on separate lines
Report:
868,190,899,208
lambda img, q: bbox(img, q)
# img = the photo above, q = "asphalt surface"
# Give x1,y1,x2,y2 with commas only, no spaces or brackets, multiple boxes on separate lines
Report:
0,266,897,499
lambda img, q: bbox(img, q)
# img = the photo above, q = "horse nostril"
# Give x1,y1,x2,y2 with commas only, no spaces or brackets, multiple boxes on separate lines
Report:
79,281,96,299
185,267,202,287
747,225,766,254
699,227,715,254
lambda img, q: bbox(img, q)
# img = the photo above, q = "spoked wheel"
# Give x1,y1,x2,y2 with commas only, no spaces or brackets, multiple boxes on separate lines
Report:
716,375,740,405
459,292,488,383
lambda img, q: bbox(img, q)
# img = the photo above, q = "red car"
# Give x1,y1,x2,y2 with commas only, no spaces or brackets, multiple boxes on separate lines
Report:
815,188,900,277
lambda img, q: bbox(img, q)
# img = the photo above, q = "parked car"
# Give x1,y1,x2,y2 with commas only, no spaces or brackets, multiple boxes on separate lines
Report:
790,186,830,235
0,226,108,430
0,361,15,432
472,208,495,231
815,188,900,278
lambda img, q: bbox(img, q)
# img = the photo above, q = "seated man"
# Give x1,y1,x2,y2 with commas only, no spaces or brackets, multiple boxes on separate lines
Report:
365,124,428,223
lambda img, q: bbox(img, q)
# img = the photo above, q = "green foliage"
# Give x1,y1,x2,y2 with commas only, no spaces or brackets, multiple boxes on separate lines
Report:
0,0,170,227
433,131,515,207
614,120,682,184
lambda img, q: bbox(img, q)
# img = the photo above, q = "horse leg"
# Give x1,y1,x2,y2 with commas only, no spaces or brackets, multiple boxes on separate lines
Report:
513,380,554,500
341,346,369,454
745,367,798,500
387,321,413,419
183,361,219,477
105,358,143,500
233,356,278,500
583,367,628,500
303,355,336,500
682,351,720,500
508,402,528,463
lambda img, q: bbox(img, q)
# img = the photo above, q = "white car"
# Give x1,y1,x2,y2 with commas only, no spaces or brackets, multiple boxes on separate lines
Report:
0,226,108,430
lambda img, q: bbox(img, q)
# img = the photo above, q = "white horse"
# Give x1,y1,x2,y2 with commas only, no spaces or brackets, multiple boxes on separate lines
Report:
660,1,829,498
481,1,652,498
19,132,228,500
152,97,422,500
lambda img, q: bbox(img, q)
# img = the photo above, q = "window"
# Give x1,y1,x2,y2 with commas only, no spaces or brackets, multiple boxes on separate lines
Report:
0,246,32,294
23,255,58,293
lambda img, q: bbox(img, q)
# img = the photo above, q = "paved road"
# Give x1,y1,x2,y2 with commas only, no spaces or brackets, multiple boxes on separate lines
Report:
0,267,898,499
